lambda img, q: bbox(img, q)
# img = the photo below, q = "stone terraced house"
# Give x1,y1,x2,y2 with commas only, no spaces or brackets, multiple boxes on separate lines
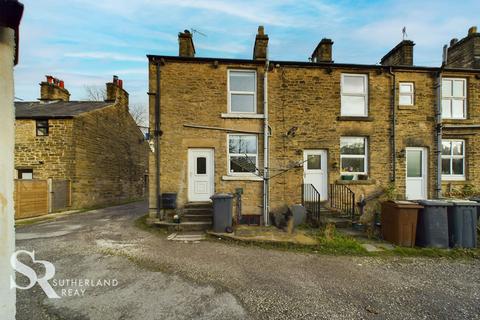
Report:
15,76,150,209
147,26,480,228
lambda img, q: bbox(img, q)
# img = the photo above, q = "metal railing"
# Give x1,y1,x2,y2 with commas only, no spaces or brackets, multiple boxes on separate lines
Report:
329,183,356,220
302,184,321,223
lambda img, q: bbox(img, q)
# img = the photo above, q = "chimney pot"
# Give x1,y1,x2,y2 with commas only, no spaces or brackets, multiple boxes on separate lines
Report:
445,27,480,68
106,76,128,105
40,75,70,102
178,30,195,57
380,40,415,66
258,25,264,36
311,38,334,63
253,26,269,60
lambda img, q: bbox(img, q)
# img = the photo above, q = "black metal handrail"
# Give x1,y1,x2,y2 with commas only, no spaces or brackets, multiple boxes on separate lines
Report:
329,183,356,220
302,184,321,223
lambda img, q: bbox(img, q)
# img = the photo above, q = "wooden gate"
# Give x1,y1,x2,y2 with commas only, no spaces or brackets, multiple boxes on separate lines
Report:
14,180,49,219
49,179,72,212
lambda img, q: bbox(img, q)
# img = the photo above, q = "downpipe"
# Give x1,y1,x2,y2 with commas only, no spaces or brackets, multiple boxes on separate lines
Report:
155,61,162,219
263,58,270,226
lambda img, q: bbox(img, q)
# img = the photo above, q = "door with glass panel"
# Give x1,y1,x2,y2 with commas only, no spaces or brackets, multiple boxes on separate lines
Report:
188,149,214,202
303,150,328,201
405,148,427,200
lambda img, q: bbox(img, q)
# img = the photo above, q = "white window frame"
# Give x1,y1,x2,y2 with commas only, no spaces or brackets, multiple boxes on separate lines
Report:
227,134,258,176
340,137,368,175
399,82,414,106
441,139,466,181
227,70,257,114
340,73,368,117
442,78,467,119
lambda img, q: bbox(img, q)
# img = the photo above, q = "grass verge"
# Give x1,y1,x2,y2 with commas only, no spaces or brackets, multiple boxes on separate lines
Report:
135,214,480,259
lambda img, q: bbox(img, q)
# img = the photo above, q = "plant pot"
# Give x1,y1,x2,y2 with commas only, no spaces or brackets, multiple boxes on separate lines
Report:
341,175,354,181
358,174,368,180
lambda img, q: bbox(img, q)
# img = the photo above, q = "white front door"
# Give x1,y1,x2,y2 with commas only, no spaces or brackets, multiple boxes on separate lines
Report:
406,147,427,200
303,150,328,201
188,148,214,202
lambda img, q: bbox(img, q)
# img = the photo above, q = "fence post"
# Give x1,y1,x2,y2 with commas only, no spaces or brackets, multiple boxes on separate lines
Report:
47,178,53,213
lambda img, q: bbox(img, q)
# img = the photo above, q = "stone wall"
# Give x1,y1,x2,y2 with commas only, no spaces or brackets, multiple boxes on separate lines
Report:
148,57,480,222
15,118,76,180
73,104,149,208
148,60,265,218
15,104,149,209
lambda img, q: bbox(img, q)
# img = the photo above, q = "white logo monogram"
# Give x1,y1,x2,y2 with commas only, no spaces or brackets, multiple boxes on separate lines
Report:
10,250,60,299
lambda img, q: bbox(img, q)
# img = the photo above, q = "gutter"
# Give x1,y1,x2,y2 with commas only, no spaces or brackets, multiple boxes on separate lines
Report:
263,58,270,226
388,67,396,182
155,61,162,219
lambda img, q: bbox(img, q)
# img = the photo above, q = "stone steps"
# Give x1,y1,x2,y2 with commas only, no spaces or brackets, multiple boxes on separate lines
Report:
319,207,352,229
183,214,212,222
182,203,213,223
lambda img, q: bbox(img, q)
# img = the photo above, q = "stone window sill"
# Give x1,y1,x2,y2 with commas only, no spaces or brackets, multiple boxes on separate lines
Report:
335,179,376,185
222,175,263,181
398,105,417,110
337,116,374,122
221,113,264,119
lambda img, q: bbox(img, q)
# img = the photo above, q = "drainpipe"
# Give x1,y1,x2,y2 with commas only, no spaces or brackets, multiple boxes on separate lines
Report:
263,57,270,226
155,61,162,218
435,70,443,198
388,67,396,182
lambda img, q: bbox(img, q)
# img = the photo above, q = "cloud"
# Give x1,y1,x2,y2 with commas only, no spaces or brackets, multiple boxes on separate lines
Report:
64,52,145,62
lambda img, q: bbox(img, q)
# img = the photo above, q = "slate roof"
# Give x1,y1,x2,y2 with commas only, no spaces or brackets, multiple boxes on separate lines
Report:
15,101,113,119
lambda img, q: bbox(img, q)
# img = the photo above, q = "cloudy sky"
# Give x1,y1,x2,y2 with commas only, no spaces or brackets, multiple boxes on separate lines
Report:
14,0,480,113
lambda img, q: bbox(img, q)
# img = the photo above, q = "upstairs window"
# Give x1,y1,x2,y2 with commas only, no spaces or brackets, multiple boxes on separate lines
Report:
399,82,414,106
442,78,466,119
341,74,368,116
340,137,368,175
36,120,49,136
228,70,256,113
442,140,465,180
228,134,258,174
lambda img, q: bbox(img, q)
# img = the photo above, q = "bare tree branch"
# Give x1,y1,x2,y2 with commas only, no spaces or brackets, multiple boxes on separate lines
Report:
84,85,147,127
84,85,106,101
129,104,148,127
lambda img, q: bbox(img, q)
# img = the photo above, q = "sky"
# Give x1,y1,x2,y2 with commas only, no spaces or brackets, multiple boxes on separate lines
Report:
14,0,480,115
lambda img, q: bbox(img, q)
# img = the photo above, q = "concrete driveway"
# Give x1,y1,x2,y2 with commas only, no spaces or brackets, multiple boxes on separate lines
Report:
15,201,480,320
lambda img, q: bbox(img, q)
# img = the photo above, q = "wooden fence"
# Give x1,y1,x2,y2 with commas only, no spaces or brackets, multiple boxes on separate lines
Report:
15,179,72,219
14,180,49,219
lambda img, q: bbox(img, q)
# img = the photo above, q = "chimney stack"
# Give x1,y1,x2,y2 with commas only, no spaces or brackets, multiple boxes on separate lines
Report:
445,26,480,69
178,30,195,57
380,40,415,66
105,75,129,106
253,26,269,60
311,38,333,63
39,75,70,102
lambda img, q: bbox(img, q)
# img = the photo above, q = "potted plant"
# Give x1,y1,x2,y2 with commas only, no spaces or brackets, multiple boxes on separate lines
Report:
341,167,354,180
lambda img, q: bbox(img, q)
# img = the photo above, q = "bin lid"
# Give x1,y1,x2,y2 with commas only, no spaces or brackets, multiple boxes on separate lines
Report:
445,199,480,206
386,200,423,208
210,193,234,199
415,199,453,206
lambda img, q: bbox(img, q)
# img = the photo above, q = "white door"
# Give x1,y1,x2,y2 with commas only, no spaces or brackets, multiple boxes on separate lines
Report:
303,150,328,201
188,149,214,202
406,147,427,200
